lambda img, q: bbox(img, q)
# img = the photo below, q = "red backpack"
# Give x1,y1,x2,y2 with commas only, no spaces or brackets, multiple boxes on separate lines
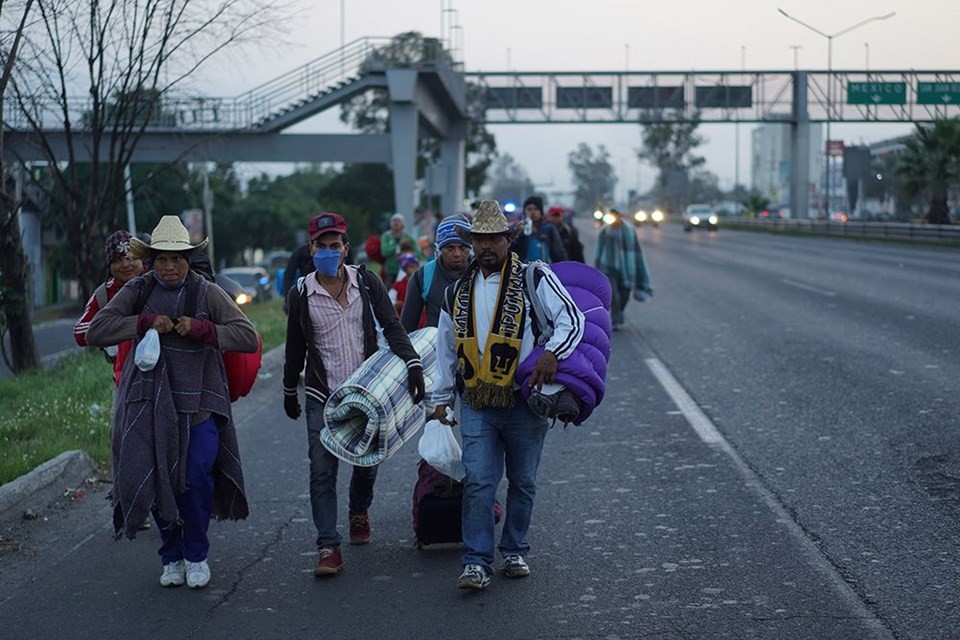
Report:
222,332,262,401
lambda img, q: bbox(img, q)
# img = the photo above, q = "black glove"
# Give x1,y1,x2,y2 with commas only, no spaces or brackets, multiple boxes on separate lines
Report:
284,394,301,420
407,366,425,405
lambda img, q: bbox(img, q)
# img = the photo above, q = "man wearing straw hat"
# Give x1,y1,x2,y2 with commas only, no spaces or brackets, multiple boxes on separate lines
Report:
87,215,258,590
431,200,585,590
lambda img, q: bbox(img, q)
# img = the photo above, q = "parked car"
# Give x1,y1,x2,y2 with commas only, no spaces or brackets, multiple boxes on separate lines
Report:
257,250,291,272
214,273,251,306
683,204,718,232
220,266,274,304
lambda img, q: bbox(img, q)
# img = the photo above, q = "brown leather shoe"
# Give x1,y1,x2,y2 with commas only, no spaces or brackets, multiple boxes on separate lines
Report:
349,511,371,545
314,545,343,576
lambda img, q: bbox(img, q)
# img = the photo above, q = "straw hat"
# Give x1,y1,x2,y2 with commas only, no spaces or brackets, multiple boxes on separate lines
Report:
129,215,208,259
454,200,521,241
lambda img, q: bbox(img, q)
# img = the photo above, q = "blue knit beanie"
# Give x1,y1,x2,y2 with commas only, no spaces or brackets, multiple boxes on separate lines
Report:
435,215,472,250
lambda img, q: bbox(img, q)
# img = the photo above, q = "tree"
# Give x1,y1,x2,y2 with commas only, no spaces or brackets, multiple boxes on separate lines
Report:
486,153,535,208
638,110,706,211
743,192,771,216
567,143,616,213
339,31,498,201
8,0,284,307
896,118,960,224
0,0,40,373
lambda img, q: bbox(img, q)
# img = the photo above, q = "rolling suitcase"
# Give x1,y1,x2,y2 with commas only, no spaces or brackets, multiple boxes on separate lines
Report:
412,460,504,549
412,460,463,548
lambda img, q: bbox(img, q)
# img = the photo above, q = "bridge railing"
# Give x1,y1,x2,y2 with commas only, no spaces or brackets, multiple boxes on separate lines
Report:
723,217,960,244
4,37,466,132
234,37,394,128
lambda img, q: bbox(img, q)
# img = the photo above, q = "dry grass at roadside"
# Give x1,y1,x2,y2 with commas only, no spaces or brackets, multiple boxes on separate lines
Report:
0,300,287,486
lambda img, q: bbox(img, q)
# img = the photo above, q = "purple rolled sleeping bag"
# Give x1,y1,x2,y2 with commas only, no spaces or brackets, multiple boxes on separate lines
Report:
518,261,613,425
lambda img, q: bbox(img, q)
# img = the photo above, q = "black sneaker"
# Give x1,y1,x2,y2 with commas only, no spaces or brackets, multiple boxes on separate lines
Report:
457,564,491,590
502,554,531,578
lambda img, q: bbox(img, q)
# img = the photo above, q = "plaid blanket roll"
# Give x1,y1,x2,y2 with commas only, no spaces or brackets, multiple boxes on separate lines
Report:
321,327,438,466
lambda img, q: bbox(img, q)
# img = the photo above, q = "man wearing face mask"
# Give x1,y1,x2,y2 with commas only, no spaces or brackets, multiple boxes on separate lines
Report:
283,212,426,577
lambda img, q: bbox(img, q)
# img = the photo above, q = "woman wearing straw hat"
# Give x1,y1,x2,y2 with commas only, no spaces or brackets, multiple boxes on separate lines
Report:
87,215,258,590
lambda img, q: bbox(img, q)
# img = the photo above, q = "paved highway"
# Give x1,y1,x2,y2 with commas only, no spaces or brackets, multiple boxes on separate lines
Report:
1,223,957,639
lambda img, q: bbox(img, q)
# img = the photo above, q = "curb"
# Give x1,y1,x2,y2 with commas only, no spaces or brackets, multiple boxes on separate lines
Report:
0,450,97,527
0,343,286,527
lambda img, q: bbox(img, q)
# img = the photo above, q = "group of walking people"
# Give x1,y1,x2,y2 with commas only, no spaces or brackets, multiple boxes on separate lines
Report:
74,196,651,592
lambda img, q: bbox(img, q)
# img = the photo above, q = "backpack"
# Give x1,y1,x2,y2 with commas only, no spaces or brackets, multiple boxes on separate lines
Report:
364,234,384,264
134,274,262,402
420,259,437,303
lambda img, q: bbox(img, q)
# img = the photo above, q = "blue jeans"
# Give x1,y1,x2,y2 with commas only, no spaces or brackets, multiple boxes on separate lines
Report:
305,398,378,548
459,396,549,572
155,417,219,564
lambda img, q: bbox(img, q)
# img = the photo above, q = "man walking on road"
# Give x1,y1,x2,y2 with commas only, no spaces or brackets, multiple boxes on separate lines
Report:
511,196,567,264
87,216,258,590
595,208,653,330
283,212,425,577
431,200,584,590
399,214,472,332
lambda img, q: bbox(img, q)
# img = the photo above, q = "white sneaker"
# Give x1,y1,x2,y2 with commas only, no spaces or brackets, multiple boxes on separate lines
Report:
159,560,186,587
185,560,211,589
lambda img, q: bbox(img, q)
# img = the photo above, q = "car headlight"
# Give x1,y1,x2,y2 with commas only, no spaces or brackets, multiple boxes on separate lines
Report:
593,210,604,221
708,215,718,225
652,210,664,222
690,216,701,225
634,210,647,222
602,213,617,225
235,293,251,305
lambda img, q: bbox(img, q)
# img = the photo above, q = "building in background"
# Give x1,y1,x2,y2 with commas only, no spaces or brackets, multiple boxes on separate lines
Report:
751,119,824,217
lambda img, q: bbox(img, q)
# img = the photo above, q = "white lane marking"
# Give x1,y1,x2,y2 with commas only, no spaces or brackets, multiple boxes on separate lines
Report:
64,533,97,559
643,355,893,639
781,278,836,297
645,358,722,444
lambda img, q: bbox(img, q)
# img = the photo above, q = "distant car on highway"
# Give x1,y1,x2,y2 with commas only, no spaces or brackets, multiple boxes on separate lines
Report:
220,266,274,304
214,273,249,306
633,208,665,227
683,203,718,232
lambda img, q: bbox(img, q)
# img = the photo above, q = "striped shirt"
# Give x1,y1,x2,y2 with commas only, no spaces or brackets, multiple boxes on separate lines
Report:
306,266,365,390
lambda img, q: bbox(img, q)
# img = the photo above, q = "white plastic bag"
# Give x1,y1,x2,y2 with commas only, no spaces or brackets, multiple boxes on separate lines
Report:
134,328,160,372
418,419,464,481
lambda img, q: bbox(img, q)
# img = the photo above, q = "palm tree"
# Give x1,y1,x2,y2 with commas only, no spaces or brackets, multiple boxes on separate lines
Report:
896,118,960,224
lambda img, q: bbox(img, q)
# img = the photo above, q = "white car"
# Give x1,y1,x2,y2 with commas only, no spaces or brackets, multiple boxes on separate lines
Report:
683,204,718,232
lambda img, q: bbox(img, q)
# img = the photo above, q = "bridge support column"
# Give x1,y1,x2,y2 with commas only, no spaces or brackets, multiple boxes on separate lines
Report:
440,121,466,216
387,70,419,224
790,71,811,220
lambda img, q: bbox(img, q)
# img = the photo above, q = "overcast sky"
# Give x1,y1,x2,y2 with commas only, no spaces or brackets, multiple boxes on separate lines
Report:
206,0,958,207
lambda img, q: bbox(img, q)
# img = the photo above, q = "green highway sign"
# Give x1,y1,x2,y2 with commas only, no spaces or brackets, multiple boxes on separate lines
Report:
917,82,960,105
847,82,906,105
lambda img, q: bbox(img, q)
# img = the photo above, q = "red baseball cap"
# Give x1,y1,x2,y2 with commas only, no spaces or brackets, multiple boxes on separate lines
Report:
308,213,348,239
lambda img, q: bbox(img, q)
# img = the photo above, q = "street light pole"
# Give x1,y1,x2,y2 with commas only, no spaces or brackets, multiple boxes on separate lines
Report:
735,45,745,192
777,8,895,217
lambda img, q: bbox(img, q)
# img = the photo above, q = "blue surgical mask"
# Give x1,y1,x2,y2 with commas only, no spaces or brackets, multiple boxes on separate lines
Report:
313,249,342,276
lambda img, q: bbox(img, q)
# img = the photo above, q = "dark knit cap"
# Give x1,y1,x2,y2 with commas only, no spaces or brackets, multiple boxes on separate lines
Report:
522,196,543,213
104,230,133,266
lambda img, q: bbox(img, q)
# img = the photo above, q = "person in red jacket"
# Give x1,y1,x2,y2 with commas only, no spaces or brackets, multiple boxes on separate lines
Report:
74,230,146,386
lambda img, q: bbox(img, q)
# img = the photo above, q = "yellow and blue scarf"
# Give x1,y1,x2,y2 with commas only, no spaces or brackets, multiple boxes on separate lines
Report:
453,252,526,410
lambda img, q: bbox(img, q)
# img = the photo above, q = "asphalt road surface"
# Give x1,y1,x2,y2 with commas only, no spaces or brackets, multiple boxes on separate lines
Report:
0,318,80,379
1,223,957,639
